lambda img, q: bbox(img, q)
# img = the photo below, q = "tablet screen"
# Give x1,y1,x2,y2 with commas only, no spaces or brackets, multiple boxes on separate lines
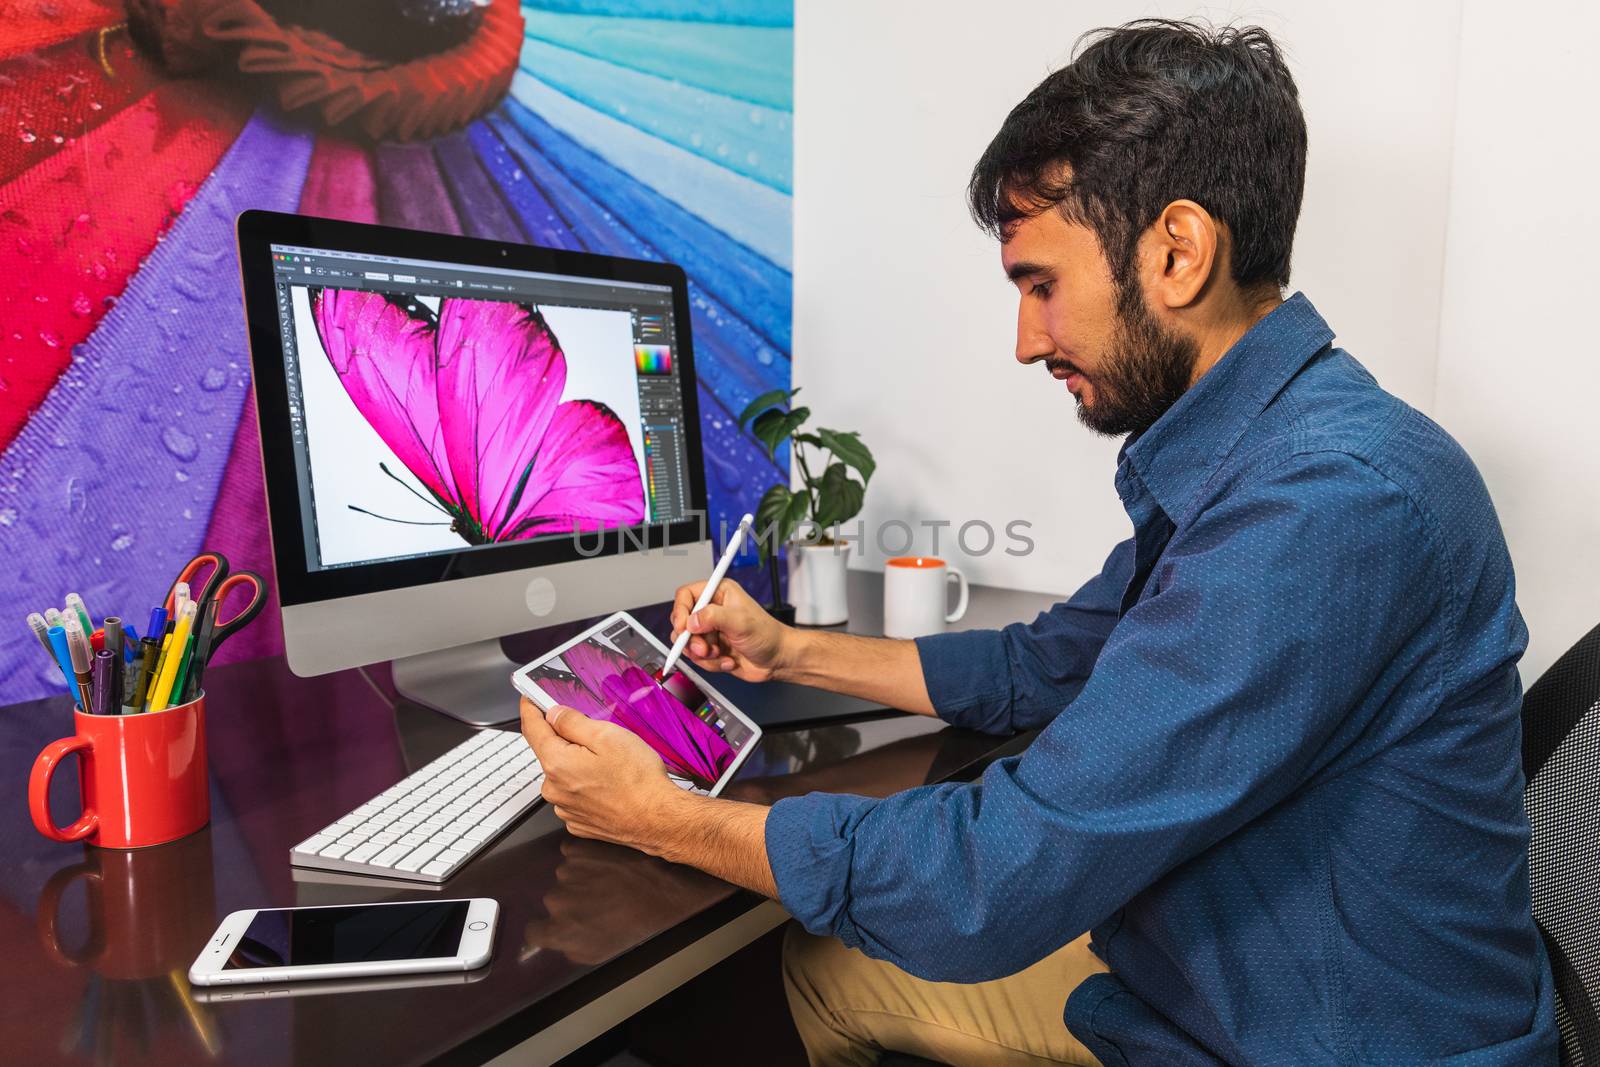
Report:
512,612,760,794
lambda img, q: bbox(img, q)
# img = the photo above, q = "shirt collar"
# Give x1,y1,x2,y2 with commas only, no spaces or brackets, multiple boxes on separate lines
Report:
1116,291,1335,522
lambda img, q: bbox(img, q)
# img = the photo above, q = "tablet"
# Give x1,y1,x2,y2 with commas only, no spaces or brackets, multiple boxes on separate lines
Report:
510,611,762,796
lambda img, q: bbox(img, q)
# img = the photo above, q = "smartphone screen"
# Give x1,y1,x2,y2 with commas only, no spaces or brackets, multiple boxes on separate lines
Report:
224,901,470,970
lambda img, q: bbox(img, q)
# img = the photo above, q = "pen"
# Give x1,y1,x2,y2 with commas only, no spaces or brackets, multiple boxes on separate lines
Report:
172,581,191,621
103,617,124,712
65,592,92,635
659,512,754,679
64,619,94,712
146,607,168,648
46,625,77,700
121,622,139,662
44,607,64,629
129,636,160,712
148,601,196,712
91,649,113,716
183,599,219,704
26,612,53,656
169,630,197,709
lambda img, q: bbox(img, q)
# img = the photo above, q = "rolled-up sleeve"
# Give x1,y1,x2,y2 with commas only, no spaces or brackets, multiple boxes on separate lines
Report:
914,538,1133,735
766,452,1442,983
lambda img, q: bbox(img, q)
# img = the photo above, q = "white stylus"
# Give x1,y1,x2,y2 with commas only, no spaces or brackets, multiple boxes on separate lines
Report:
659,512,754,678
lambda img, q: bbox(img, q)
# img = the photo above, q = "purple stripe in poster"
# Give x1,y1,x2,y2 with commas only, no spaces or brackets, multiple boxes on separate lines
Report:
433,130,526,243
374,142,463,235
0,110,314,705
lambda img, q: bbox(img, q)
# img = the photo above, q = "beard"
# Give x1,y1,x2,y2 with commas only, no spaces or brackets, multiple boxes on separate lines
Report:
1052,281,1201,438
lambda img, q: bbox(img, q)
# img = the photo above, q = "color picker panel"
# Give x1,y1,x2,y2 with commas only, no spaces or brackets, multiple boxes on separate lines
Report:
634,344,673,375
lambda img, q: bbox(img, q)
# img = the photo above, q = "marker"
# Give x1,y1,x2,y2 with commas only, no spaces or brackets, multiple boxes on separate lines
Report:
44,607,64,629
65,592,92,635
103,617,124,712
64,619,94,712
91,650,113,716
146,607,168,648
659,513,754,679
172,581,191,621
46,625,77,700
148,601,197,712
129,637,160,712
120,622,139,663
169,631,198,709
90,628,105,653
26,613,53,656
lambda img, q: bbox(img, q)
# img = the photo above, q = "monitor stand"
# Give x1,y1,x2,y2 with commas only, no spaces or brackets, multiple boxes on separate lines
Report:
391,639,523,727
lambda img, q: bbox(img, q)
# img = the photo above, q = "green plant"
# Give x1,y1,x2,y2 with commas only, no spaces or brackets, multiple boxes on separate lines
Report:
738,388,875,559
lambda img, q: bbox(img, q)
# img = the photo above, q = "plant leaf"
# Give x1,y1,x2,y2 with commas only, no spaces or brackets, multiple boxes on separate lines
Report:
816,428,875,484
754,483,793,560
737,387,801,429
813,462,866,529
751,406,810,459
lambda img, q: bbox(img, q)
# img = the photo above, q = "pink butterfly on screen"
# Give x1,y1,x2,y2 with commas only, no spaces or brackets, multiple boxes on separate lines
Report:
311,288,645,544
537,640,737,783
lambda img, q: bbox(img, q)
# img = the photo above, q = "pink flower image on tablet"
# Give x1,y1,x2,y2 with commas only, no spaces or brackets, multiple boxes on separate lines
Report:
536,640,736,785
312,287,644,545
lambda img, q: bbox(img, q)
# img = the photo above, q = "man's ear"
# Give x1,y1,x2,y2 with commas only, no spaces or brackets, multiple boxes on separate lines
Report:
1140,199,1220,310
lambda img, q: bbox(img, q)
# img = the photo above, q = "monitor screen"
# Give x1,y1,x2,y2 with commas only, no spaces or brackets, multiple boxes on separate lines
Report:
265,243,697,572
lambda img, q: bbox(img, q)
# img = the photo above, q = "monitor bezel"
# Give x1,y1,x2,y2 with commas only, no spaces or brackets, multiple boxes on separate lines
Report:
237,209,709,609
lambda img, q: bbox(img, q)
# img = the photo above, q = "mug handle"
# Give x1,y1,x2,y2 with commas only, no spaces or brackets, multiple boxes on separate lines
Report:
30,736,98,843
945,567,970,623
37,861,104,967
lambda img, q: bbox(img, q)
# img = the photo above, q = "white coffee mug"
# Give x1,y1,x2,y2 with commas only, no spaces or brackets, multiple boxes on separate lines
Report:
883,557,969,639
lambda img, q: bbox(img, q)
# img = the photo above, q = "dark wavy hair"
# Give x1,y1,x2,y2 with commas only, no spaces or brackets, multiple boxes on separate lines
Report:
968,19,1307,293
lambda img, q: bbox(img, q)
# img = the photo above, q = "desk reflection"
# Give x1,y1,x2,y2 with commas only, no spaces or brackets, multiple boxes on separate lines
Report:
36,830,220,1062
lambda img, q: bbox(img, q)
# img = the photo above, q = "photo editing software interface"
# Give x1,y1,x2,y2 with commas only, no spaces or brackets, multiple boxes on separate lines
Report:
268,244,695,571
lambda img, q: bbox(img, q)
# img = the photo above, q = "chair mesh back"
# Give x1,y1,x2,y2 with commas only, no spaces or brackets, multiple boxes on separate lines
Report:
1524,623,1600,1065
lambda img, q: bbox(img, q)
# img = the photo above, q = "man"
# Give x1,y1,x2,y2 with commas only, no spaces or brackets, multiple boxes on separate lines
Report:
521,19,1557,1066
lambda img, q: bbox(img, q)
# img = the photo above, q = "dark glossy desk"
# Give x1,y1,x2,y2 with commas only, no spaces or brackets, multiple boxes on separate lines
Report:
0,578,1057,1066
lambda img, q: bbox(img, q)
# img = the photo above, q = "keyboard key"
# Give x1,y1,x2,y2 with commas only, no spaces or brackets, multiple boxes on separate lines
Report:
398,831,427,847
395,841,448,872
347,842,382,863
372,843,412,867
421,860,453,877
438,848,468,865
320,842,354,860
295,833,336,854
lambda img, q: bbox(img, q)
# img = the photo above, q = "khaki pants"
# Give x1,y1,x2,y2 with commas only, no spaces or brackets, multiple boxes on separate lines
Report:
782,924,1108,1067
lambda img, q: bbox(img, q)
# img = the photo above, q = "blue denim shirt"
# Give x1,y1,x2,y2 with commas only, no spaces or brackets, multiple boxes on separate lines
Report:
765,294,1556,1065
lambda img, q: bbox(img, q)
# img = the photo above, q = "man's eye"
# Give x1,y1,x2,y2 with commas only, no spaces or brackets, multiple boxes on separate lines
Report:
1032,281,1054,299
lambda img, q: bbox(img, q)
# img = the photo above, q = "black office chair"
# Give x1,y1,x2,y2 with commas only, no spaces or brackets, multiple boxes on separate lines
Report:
1524,622,1600,1065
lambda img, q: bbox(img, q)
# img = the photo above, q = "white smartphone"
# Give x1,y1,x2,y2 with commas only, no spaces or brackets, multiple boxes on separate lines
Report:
511,610,763,797
188,898,498,987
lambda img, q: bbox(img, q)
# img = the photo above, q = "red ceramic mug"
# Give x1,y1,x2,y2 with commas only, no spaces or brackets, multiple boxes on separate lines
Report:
29,694,210,849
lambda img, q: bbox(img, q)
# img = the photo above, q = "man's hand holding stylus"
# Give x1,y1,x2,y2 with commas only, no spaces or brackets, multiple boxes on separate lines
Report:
668,579,941,716
668,578,793,682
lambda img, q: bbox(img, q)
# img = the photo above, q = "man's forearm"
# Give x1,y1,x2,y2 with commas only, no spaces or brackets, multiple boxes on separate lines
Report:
776,629,938,716
639,791,780,898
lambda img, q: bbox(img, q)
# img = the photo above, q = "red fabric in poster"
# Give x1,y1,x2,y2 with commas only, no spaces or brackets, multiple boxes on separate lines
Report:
0,0,123,60
0,82,249,451
199,136,377,665
0,31,166,185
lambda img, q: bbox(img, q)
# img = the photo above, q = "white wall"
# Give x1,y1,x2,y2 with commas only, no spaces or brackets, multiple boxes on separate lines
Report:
1434,0,1600,682
793,1,1462,595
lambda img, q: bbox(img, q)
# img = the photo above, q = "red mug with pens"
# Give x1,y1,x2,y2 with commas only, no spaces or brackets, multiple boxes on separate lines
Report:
26,550,264,848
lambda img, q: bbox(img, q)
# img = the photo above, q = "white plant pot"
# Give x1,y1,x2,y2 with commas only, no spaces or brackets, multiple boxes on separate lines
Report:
788,542,851,626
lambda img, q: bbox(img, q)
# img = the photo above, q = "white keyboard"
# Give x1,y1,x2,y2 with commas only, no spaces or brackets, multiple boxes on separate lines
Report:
290,729,544,884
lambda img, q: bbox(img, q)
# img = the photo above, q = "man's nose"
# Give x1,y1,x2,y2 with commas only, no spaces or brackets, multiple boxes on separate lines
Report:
1015,303,1053,365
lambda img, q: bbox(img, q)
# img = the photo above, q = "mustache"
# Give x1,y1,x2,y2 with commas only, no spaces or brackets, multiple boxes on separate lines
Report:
1044,357,1083,379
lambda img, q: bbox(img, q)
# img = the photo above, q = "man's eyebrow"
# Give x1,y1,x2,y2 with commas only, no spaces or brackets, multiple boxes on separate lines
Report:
1005,260,1052,282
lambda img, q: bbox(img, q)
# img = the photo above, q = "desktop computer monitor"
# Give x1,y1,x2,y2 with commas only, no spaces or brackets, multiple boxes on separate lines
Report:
237,211,712,726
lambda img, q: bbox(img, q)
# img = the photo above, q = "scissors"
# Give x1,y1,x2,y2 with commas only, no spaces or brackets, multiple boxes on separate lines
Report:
162,552,267,699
